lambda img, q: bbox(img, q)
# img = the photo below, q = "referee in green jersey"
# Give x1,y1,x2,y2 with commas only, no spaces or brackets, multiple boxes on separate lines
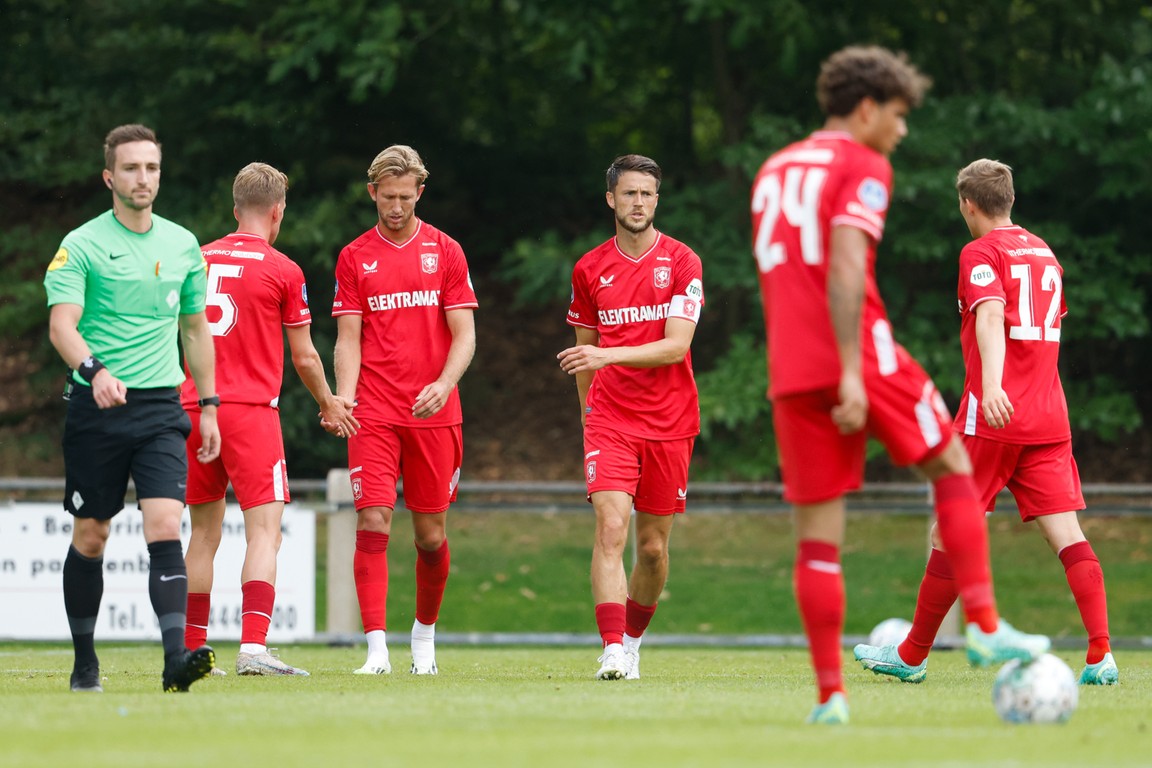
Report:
43,124,221,693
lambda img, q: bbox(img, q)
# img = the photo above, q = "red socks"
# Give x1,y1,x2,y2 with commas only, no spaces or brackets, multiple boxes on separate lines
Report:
1059,541,1111,663
932,474,997,631
185,592,210,649
415,539,451,625
595,602,626,647
241,579,275,646
899,548,957,665
354,530,390,632
625,598,658,638
795,540,845,703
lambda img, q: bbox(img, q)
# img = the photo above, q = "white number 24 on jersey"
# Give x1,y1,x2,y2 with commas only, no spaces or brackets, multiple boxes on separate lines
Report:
752,167,828,272
206,263,244,337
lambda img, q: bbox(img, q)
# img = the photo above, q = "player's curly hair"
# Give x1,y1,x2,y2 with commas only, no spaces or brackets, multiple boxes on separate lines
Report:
606,154,662,193
367,145,429,185
103,124,160,170
817,46,931,117
233,162,289,212
957,159,1015,217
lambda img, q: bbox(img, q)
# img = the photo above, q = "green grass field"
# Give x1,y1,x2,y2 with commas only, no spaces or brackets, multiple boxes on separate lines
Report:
0,644,1148,767
323,509,1152,640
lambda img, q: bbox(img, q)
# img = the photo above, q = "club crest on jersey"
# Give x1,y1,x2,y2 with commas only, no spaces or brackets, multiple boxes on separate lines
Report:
653,266,671,289
586,461,597,484
421,252,439,274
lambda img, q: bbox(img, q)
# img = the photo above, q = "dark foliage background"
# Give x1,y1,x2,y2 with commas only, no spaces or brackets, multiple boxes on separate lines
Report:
2,1,1149,481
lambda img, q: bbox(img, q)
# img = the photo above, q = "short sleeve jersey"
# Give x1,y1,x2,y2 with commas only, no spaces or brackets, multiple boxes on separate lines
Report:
333,220,478,427
566,232,704,440
44,210,205,389
179,232,312,408
955,225,1070,443
751,131,900,399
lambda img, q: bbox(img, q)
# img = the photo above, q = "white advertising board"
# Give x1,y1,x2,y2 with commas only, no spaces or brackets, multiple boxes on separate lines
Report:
0,502,315,641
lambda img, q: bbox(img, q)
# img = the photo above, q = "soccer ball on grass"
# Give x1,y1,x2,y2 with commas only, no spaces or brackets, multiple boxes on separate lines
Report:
867,617,912,648
991,653,1078,724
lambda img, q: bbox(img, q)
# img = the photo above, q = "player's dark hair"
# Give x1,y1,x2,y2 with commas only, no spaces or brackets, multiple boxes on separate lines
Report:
817,46,931,117
606,154,662,193
956,159,1015,217
103,124,160,170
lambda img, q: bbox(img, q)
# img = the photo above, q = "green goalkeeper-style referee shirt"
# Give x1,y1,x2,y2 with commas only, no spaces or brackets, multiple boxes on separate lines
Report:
43,210,207,389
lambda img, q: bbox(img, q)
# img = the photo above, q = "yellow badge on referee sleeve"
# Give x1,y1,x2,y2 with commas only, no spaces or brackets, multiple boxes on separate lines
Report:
47,247,69,271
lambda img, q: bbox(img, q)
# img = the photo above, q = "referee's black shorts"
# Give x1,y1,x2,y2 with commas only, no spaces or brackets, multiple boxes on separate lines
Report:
62,386,192,520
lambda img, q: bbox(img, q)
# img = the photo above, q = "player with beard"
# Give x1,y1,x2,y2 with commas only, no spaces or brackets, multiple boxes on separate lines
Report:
559,154,705,680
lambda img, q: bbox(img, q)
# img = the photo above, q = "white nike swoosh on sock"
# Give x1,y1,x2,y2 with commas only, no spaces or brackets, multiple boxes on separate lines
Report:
158,574,187,582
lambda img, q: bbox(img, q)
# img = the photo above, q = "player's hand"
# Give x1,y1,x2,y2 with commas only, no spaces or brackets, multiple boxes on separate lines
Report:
981,386,1014,429
196,409,221,463
413,381,451,419
320,395,359,438
557,345,613,375
90,368,128,409
831,371,868,434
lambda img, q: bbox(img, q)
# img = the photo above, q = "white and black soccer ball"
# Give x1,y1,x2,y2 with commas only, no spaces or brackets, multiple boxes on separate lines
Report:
868,617,912,648
992,653,1079,724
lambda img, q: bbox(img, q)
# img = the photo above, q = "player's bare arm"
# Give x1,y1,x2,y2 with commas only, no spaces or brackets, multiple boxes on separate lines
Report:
413,307,476,419
827,225,869,434
333,314,364,406
286,324,359,437
48,302,128,409
974,299,1014,429
561,326,599,427
179,311,221,463
559,317,696,374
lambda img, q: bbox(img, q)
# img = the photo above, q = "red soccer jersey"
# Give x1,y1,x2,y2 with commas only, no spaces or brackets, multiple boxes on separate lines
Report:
567,231,704,440
180,232,311,408
954,225,1070,443
333,220,478,427
751,131,904,399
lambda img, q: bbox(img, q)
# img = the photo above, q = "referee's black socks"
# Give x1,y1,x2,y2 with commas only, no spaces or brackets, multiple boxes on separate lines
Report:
63,545,103,666
147,539,190,661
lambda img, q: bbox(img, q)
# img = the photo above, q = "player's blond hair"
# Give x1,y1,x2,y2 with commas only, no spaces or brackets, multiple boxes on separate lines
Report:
233,162,289,212
956,159,1015,217
103,124,160,170
367,145,429,185
817,46,931,117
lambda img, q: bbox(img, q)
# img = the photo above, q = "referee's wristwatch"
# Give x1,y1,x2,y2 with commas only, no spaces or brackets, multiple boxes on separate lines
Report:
197,395,221,408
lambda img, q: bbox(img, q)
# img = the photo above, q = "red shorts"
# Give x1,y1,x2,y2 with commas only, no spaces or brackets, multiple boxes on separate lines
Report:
583,424,695,515
348,423,463,513
186,404,289,510
773,358,952,504
962,434,1084,521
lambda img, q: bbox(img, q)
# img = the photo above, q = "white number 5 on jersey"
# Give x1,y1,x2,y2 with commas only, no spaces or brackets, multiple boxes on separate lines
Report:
206,263,244,337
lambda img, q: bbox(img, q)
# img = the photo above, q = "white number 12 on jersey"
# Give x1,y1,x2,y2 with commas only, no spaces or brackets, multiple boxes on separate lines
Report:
1009,263,1062,342
206,263,244,337
752,166,828,273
